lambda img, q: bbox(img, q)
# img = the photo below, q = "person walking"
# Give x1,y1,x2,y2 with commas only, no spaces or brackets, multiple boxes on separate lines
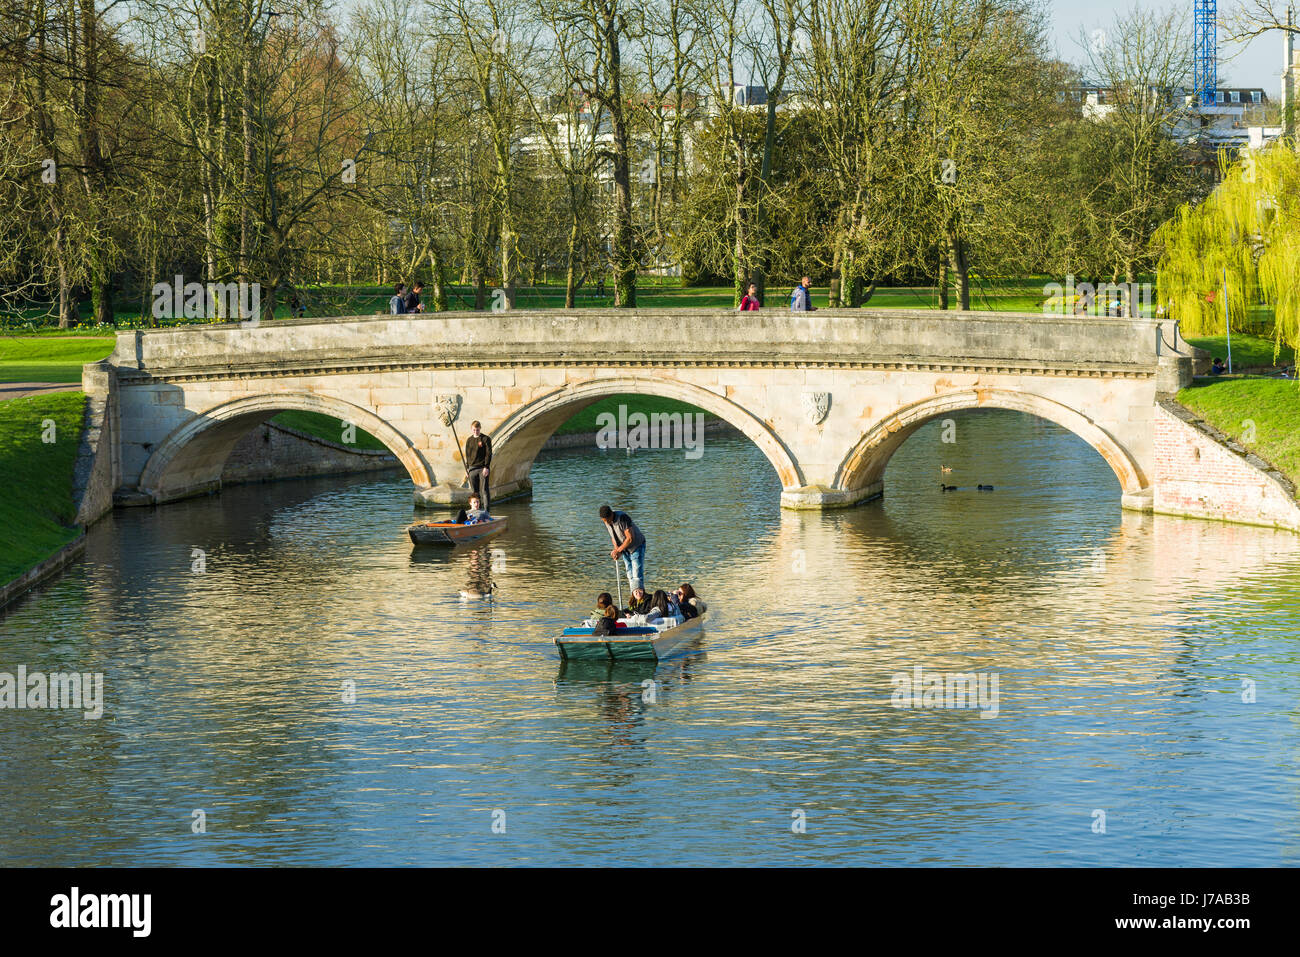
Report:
790,275,816,311
389,283,407,314
463,420,492,508
740,282,761,311
599,504,646,593
404,281,426,314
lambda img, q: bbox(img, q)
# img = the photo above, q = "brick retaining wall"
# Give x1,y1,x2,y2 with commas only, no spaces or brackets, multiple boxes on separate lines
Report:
1153,400,1300,532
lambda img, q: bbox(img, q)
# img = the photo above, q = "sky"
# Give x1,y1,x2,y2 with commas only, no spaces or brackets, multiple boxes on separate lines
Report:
327,0,1292,96
1051,0,1287,93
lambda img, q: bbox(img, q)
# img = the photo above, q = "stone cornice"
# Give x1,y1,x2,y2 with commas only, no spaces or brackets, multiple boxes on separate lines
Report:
115,355,1158,384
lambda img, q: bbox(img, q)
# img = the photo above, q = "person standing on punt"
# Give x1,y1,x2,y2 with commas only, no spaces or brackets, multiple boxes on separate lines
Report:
464,420,492,509
600,504,646,593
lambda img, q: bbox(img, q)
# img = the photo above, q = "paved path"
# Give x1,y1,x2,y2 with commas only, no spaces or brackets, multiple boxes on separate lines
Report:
0,382,80,401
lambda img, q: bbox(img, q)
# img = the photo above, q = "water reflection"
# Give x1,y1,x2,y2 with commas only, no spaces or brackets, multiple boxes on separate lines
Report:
2,410,1299,865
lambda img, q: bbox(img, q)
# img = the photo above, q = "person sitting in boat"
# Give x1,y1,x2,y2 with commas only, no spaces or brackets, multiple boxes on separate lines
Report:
623,586,652,617
644,589,678,623
454,495,492,525
592,592,619,636
675,583,706,619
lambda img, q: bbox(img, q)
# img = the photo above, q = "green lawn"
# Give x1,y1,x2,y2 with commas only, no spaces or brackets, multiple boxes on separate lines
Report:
5,277,1160,328
1177,378,1300,491
0,336,116,383
270,410,388,451
1184,333,1294,372
0,392,87,582
553,395,715,436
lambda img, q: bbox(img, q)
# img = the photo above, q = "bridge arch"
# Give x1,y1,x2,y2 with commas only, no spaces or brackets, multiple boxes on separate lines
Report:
834,388,1148,496
488,375,804,492
138,392,431,503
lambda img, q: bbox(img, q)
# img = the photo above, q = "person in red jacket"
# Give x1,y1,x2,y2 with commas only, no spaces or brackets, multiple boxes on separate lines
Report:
739,282,761,311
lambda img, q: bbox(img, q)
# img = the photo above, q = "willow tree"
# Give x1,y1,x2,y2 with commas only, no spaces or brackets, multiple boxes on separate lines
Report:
1154,144,1300,356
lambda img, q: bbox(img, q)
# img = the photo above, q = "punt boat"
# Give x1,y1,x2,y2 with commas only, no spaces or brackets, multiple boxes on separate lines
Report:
555,612,706,661
408,516,508,546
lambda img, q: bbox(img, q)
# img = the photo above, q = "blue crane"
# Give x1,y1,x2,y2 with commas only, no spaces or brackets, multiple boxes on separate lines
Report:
1193,0,1217,106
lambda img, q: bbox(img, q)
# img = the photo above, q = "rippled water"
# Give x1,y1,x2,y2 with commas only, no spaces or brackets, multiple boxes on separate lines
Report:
3,410,1299,866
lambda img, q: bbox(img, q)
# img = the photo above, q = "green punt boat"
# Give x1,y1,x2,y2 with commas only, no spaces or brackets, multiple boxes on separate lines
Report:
555,613,706,661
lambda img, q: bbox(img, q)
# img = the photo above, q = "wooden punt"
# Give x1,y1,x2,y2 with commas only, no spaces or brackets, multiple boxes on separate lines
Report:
555,612,706,661
408,516,508,546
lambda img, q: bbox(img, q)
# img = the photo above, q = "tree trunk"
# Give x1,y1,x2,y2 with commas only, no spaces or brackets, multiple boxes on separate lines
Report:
565,216,580,309
606,14,636,308
828,228,845,308
733,152,745,306
938,248,949,311
427,244,449,312
948,231,970,311
93,273,113,325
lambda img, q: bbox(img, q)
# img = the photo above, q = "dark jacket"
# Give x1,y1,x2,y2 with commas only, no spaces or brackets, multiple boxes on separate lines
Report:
624,593,652,616
679,597,705,620
464,433,492,469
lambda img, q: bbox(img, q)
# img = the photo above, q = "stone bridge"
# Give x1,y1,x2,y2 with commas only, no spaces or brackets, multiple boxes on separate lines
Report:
88,309,1201,512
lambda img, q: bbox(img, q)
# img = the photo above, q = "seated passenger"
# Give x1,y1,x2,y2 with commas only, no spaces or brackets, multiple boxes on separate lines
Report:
645,589,677,623
592,592,619,635
624,587,651,617
458,495,491,524
676,583,706,619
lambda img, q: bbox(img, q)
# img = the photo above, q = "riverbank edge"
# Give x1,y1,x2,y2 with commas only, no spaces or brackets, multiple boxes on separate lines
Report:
539,417,737,451
221,421,402,487
1153,396,1300,532
0,533,86,613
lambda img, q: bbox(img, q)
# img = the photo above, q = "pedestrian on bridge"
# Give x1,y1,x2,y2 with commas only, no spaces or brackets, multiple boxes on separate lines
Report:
790,276,816,311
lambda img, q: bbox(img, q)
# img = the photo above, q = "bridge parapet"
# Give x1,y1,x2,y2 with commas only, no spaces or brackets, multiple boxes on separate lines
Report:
108,309,1179,380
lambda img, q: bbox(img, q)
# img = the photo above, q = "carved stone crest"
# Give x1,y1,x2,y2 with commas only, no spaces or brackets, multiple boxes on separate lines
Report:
433,394,462,427
801,391,830,425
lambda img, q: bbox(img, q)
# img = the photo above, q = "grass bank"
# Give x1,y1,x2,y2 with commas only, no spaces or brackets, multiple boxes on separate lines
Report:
0,336,115,383
0,392,88,582
270,410,388,451
270,398,713,446
553,395,715,436
1177,378,1300,492
1184,333,1294,372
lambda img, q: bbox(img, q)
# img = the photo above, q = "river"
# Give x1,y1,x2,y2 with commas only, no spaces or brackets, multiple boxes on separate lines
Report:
2,409,1299,866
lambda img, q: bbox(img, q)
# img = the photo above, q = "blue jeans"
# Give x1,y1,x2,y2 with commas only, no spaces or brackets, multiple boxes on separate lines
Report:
620,543,646,593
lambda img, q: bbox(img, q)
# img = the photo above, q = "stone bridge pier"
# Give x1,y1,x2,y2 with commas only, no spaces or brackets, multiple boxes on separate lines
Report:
94,309,1200,512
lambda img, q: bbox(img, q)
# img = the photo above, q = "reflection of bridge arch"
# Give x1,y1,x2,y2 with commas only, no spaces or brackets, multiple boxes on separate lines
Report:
489,375,804,492
834,389,1148,496
139,393,430,503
